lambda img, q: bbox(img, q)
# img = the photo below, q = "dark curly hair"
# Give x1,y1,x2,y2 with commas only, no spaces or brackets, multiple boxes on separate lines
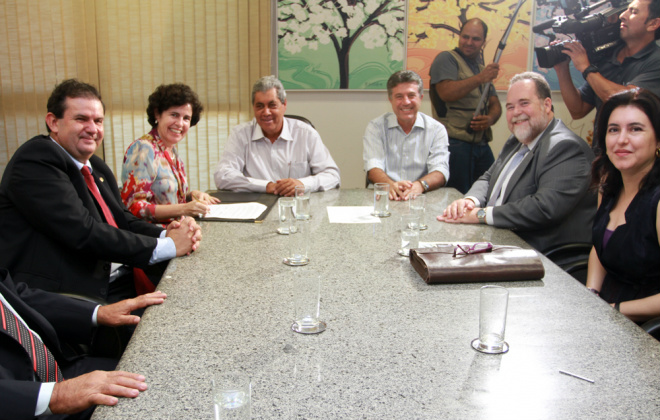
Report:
146,83,203,128
591,87,660,198
46,79,104,132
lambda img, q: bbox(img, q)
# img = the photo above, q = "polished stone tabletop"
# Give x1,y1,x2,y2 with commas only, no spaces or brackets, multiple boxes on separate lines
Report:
93,188,660,420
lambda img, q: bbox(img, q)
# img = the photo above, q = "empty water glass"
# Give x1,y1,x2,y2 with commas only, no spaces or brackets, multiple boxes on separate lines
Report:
294,185,311,220
212,371,251,419
277,197,295,235
292,274,326,334
471,285,509,354
409,193,427,230
284,217,309,266
398,214,420,256
372,183,391,217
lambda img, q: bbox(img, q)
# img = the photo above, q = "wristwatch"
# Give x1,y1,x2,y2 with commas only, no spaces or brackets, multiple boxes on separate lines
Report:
420,180,430,192
477,208,487,224
582,64,599,80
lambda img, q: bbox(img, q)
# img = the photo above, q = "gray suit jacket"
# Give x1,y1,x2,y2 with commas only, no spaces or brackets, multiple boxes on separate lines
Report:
466,118,596,252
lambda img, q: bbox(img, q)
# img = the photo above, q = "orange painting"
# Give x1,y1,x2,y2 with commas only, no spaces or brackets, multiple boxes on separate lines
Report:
407,0,532,91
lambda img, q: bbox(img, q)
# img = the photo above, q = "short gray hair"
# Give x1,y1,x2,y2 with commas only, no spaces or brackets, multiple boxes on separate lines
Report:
387,70,424,98
252,75,286,105
509,72,551,101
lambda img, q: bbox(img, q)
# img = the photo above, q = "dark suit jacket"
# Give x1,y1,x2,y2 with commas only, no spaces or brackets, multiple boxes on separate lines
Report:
0,268,96,420
466,118,597,252
0,135,164,300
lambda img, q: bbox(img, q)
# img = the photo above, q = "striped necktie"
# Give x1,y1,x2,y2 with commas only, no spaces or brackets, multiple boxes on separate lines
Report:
0,298,63,382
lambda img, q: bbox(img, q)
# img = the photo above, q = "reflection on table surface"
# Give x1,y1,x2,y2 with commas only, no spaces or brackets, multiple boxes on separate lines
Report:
93,189,660,420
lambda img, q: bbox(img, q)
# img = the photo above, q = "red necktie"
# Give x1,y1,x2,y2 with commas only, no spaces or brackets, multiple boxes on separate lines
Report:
0,298,63,382
81,167,155,295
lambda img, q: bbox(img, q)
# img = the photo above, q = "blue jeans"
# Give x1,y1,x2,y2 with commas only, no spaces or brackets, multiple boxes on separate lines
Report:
446,138,494,194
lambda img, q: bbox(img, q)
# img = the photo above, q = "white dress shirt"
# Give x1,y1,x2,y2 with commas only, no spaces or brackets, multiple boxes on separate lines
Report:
362,112,450,183
213,118,341,193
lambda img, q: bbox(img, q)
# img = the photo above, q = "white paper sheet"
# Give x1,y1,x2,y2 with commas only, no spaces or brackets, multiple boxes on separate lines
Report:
326,206,381,223
203,202,267,220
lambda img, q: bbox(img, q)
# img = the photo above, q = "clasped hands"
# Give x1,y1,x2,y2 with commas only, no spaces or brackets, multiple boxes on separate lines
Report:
436,198,480,224
50,292,167,414
389,180,424,201
166,216,202,256
266,178,303,196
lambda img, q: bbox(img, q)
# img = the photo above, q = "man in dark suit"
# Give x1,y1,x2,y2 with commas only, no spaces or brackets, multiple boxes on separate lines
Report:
0,79,201,302
438,72,596,252
0,268,166,419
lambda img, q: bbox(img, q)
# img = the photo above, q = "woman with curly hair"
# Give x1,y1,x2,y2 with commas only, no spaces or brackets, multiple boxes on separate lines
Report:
587,88,660,322
121,83,219,223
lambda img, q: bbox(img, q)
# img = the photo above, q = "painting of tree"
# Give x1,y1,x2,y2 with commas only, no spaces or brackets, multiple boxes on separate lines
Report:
407,0,532,91
277,0,406,89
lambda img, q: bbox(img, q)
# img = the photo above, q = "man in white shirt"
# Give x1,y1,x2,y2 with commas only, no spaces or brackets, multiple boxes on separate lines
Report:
363,70,450,201
213,76,340,196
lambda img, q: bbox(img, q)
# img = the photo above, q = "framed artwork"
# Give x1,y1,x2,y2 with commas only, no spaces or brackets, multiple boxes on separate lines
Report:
406,0,532,91
277,0,406,90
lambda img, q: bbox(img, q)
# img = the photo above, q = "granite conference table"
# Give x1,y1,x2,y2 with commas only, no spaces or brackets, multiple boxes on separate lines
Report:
93,188,660,420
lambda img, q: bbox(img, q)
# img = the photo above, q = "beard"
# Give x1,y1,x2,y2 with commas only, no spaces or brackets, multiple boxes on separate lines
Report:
510,111,548,143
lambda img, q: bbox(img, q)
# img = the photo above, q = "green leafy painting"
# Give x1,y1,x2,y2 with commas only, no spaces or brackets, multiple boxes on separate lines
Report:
277,0,406,90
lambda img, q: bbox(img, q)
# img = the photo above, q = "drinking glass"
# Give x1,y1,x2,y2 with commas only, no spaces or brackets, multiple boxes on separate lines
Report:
283,217,309,266
372,183,391,217
398,214,420,257
277,197,295,235
212,371,251,419
471,286,509,354
292,275,326,334
409,193,427,230
294,185,311,220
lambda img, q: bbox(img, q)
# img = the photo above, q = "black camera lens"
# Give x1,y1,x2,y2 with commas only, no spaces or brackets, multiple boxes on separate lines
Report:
535,42,570,68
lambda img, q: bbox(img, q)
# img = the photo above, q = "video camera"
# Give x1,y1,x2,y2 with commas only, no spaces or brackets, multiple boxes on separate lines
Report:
533,0,629,68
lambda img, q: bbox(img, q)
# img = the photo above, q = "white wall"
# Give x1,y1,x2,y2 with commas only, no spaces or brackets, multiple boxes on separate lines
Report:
286,89,596,189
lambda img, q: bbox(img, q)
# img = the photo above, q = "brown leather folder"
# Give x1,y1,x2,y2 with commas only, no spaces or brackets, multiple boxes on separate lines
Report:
409,245,545,284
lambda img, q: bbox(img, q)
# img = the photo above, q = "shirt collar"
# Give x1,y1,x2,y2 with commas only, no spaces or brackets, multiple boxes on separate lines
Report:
386,112,425,132
630,40,658,59
50,136,91,172
611,40,658,63
149,127,173,152
251,117,293,142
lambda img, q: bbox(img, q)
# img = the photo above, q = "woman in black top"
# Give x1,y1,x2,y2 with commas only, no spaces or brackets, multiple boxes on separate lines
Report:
587,88,660,323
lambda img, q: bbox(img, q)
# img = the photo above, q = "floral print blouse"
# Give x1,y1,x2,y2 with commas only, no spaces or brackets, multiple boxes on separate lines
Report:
121,128,189,222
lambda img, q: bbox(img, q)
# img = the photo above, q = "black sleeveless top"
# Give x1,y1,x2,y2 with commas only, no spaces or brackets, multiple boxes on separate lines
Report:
593,185,660,303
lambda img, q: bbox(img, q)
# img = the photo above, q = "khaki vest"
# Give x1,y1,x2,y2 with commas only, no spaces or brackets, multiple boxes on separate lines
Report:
435,50,492,144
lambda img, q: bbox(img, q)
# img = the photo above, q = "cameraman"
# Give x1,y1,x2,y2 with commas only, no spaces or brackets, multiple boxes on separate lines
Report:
553,0,660,144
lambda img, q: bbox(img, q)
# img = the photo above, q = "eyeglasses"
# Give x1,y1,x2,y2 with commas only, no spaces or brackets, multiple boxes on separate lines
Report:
453,242,493,258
